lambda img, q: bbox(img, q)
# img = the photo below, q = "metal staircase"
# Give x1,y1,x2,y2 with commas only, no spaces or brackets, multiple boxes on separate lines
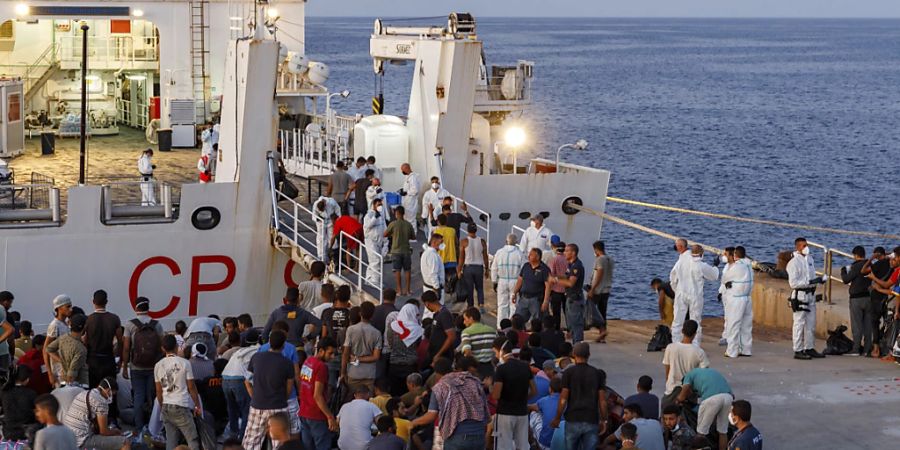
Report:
23,43,60,103
190,0,210,123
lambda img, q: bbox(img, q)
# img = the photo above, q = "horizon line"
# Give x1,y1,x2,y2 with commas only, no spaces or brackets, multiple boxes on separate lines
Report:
306,15,900,20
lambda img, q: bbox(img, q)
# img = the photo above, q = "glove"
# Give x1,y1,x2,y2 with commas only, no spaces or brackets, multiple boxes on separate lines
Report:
398,189,407,196
712,255,721,267
717,293,722,303
725,281,733,289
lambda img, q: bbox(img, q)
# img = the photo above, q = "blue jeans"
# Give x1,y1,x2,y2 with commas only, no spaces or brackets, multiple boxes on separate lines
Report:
443,430,486,450
300,417,332,450
565,421,598,450
566,296,586,343
222,378,251,438
131,368,155,430
515,294,542,323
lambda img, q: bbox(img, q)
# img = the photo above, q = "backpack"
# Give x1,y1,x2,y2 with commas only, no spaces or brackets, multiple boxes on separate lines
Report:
822,324,853,355
647,325,672,352
131,319,163,368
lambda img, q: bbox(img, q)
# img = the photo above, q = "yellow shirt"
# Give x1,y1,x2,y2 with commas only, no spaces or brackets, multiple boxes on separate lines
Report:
394,417,411,442
370,394,391,415
435,226,457,263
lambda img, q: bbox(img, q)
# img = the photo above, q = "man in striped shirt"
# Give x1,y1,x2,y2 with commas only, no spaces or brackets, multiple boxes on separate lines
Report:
459,307,497,377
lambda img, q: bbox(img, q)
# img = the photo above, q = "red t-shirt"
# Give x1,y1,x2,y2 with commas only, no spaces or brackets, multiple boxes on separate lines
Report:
889,267,900,286
18,349,52,395
333,216,364,249
299,356,328,420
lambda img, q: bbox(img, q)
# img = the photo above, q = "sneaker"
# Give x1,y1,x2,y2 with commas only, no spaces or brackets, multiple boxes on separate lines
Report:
718,338,727,346
805,349,826,359
794,351,812,360
738,353,752,357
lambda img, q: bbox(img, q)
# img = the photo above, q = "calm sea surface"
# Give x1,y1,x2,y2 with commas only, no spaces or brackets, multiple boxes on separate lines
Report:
305,18,900,319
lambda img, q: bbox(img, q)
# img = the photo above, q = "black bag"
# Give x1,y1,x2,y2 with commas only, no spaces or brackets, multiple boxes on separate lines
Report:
647,324,672,352
879,315,900,357
195,415,217,450
823,325,853,355
280,179,299,199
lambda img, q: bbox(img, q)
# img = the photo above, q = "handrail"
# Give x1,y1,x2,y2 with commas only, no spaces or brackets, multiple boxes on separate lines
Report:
337,231,383,303
448,194,491,253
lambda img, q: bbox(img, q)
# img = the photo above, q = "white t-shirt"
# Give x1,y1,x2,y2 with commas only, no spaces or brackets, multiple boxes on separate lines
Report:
186,317,222,335
312,302,332,320
662,342,710,395
154,355,195,408
337,399,382,450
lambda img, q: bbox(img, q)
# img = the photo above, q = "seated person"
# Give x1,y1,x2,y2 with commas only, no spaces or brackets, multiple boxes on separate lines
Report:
61,376,129,450
662,404,698,450
1,365,38,441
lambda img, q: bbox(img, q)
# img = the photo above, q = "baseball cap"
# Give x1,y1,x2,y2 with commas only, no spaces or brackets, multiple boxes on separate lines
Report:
542,359,560,372
52,294,72,310
550,235,561,245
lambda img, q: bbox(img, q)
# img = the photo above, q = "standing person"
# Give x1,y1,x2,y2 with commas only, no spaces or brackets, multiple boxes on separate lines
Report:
138,148,156,206
519,214,554,256
421,233,446,302
299,337,338,450
421,177,450,237
552,244,602,344
434,214,459,296
298,261,326,311
841,246,874,356
727,400,763,450
661,320,710,408
363,197,388,284
120,297,164,437
312,196,342,264
387,303,423,396
221,329,260,440
262,287,321,347
439,199,473,238
63,376,130,450
723,246,754,358
384,206,414,296
372,289,398,380
398,163,421,235
588,240,613,342
330,213,365,270
650,278,677,327
33,394,78,450
717,248,736,347
492,234,525,328
341,301,382,393
0,292,13,382
257,322,303,436
366,177,385,211
668,238,692,343
493,348,537,450
84,290,123,388
45,295,72,387
242,330,296,450
549,342,609,450
423,290,456,366
349,157,368,181
512,248,552,324
183,316,221,360
547,240,568,331
366,155,383,181
459,223,490,312
337,385,383,450
350,169,375,219
321,286,352,387
868,247,892,356
409,358,490,450
326,160,353,215
670,245,719,345
459,307,496,377
676,367,734,450
786,237,827,360
154,336,202,450
45,314,89,386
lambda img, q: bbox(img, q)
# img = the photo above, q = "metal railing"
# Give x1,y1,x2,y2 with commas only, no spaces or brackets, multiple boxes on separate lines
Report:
337,231,383,302
101,181,175,223
280,116,356,176
0,184,61,226
23,42,59,94
59,35,158,67
447,194,492,252
116,98,149,129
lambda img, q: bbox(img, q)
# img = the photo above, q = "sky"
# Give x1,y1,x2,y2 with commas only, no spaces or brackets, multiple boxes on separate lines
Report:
306,0,900,18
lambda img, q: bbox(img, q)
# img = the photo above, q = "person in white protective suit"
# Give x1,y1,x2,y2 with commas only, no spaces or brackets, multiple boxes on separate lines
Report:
137,148,156,205
518,213,554,256
722,246,754,358
362,197,388,283
491,234,525,329
670,244,719,345
366,178,385,211
420,233,446,310
669,238,693,342
312,196,341,263
716,248,735,347
421,176,450,237
786,237,827,360
399,163,421,236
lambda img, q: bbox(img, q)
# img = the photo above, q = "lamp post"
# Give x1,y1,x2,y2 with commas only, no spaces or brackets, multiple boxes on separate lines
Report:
325,89,350,129
78,22,89,185
556,139,589,171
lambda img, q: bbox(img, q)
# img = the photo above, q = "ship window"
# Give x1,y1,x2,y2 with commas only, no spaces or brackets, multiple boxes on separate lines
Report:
191,207,221,230
518,212,530,220
499,213,510,221
561,196,583,215
539,211,549,219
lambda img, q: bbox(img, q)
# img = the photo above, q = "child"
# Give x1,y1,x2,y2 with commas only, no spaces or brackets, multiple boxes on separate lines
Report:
33,393,77,449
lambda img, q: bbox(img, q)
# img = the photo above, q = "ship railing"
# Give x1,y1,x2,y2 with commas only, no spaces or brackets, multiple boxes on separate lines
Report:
337,231,383,302
59,35,158,68
0,184,61,228
447,194,492,252
280,118,355,176
273,188,320,255
101,181,175,224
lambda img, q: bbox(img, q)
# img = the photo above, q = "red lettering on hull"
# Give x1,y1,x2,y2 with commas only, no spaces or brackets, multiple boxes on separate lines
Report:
189,255,237,315
128,256,182,319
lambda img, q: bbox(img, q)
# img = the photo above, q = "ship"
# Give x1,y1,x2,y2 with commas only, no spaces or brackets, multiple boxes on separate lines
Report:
0,1,611,328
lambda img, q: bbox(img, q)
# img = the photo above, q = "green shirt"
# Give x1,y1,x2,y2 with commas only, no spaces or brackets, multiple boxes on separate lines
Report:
386,219,414,255
682,367,732,400
459,322,496,363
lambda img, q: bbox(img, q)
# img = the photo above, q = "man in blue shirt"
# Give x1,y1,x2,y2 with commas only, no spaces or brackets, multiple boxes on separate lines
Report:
529,376,562,449
728,400,762,450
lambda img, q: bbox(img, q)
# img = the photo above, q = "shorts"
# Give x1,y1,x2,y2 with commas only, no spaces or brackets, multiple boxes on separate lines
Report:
391,253,412,272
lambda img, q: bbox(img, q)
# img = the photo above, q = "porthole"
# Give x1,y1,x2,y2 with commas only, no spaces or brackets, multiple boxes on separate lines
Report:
561,196,583,215
192,207,221,230
499,213,511,221
518,211,531,220
478,213,489,223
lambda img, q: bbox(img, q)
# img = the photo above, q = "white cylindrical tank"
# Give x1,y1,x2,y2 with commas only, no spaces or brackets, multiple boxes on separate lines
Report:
353,115,409,190
286,52,309,75
306,62,329,86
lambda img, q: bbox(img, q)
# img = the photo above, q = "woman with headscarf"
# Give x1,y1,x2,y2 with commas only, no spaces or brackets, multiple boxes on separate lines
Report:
386,302,424,396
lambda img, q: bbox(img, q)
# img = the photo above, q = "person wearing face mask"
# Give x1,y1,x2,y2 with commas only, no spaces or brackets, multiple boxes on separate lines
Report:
421,233,447,307
421,176,450,237
668,238,693,343
786,237,827,360
398,163,421,236
727,400,762,450
312,196,342,264
365,177,385,211
723,246,754,358
519,214,554,256
716,247,736,347
62,376,131,450
363,197,388,283
671,244,718,345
